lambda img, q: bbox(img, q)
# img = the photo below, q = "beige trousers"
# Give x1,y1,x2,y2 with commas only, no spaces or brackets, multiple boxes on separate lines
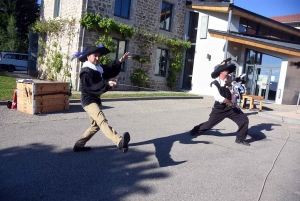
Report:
75,103,122,148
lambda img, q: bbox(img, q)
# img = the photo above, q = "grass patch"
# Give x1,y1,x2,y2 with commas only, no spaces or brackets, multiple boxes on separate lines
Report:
0,72,17,101
0,72,199,101
70,92,199,99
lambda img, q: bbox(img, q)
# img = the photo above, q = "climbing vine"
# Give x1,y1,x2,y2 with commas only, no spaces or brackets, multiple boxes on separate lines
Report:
31,18,76,81
80,12,191,90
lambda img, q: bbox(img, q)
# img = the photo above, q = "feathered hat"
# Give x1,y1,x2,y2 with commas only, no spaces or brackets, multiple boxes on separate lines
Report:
211,63,236,79
71,44,110,62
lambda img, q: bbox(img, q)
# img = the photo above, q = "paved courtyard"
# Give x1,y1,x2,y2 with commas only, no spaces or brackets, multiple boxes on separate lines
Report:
1,98,300,201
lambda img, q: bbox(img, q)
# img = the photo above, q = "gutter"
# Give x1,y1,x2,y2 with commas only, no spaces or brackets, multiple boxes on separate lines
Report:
77,0,89,91
224,0,234,59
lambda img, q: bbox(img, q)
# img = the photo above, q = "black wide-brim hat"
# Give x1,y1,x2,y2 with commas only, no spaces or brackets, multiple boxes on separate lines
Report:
78,45,110,62
235,77,246,84
211,63,236,79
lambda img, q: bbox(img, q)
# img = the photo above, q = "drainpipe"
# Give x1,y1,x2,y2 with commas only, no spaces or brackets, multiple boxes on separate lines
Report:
77,0,89,91
224,0,234,59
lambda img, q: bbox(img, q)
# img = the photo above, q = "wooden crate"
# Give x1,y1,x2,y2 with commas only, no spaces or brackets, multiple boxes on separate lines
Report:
17,80,70,114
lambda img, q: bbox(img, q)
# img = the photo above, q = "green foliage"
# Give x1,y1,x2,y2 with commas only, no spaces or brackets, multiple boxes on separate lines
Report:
130,68,150,88
0,0,39,52
31,18,76,81
0,16,23,52
80,13,133,39
80,12,192,90
95,35,116,65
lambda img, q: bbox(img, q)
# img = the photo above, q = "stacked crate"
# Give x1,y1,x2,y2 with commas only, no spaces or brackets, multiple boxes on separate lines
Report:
17,80,70,114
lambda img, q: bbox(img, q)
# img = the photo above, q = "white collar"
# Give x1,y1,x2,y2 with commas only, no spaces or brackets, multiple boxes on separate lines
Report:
215,77,227,86
82,61,103,74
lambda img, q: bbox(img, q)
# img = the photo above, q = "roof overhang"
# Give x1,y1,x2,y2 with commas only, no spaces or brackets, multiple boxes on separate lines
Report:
208,29,300,57
186,1,300,37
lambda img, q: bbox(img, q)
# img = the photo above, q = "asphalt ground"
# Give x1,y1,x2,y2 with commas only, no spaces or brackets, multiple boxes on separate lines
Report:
1,98,300,201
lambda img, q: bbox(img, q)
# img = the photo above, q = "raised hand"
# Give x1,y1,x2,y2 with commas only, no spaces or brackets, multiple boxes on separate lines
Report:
119,52,131,63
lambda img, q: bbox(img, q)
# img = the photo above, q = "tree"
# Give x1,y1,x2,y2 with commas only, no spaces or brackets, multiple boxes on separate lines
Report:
0,16,23,52
0,0,39,52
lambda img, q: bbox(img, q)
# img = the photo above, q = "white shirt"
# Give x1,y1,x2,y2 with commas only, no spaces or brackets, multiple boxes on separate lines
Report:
211,77,227,103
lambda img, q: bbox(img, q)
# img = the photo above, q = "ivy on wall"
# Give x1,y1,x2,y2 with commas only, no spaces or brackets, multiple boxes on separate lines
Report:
80,12,191,90
31,13,191,90
31,18,76,81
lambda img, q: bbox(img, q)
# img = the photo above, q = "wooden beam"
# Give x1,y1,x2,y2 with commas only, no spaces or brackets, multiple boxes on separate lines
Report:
210,33,300,57
186,5,300,36
186,5,229,13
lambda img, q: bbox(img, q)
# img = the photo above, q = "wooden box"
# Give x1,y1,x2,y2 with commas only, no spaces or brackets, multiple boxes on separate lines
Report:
17,80,70,114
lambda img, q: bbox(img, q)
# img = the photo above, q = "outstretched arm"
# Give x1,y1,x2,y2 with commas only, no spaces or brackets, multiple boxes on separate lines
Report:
102,52,131,79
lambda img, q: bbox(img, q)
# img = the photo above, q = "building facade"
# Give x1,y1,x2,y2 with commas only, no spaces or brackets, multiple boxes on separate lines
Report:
39,0,300,105
183,1,300,105
39,0,192,91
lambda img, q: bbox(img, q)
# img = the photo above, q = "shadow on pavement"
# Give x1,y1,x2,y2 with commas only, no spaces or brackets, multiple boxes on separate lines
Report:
182,122,280,145
247,123,281,143
0,143,168,200
130,132,211,167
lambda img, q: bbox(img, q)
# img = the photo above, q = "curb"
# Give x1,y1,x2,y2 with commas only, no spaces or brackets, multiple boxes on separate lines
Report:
70,96,203,103
258,112,300,125
0,96,203,105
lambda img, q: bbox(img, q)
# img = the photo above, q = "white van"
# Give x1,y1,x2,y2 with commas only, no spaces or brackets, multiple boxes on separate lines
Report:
0,52,28,72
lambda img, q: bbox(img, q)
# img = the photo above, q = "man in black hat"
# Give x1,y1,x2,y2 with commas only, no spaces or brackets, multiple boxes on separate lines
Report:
72,44,131,152
190,61,250,146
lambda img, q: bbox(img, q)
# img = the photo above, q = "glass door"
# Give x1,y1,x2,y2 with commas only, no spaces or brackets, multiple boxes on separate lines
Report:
253,65,280,102
267,68,280,101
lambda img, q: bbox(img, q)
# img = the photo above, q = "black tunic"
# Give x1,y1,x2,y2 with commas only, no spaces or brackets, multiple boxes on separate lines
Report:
79,60,121,107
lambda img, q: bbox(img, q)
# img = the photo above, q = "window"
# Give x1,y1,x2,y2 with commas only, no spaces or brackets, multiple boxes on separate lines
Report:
18,55,28,61
4,54,17,59
238,18,247,33
270,29,282,39
238,18,257,35
246,21,257,35
155,48,168,77
114,0,131,19
108,39,127,71
160,1,173,31
188,12,199,43
258,25,271,37
53,0,61,18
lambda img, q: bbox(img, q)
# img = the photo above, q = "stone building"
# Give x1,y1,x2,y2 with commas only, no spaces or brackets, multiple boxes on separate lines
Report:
39,0,203,91
39,0,300,105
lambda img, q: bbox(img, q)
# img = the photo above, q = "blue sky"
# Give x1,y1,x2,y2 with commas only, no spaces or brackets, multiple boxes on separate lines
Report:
234,0,300,17
36,0,299,17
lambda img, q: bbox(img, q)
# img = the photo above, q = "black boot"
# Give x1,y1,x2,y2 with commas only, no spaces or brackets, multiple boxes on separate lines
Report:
235,139,250,146
118,132,130,153
73,145,92,152
190,124,202,136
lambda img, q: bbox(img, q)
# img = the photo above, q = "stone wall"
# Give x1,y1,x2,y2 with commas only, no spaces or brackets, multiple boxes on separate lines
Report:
82,0,188,91
40,0,189,91
39,0,84,86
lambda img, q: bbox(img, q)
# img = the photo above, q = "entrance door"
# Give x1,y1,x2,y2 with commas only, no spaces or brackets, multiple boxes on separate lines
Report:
253,65,280,102
181,45,195,90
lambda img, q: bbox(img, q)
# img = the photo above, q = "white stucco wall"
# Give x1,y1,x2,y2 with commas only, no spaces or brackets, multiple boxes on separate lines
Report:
190,11,229,95
188,10,298,106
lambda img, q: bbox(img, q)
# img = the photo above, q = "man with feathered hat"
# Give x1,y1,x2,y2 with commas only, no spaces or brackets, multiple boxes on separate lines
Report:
190,59,250,146
72,44,131,153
